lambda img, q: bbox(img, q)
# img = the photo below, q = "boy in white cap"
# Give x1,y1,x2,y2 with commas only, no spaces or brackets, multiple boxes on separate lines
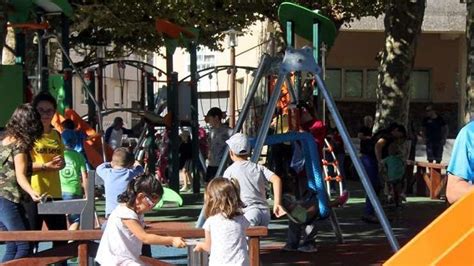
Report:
223,133,286,226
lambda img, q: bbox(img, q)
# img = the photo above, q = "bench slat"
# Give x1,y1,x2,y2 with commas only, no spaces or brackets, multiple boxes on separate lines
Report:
0,226,268,241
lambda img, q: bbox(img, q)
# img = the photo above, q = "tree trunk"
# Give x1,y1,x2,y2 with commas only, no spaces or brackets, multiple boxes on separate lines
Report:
466,0,474,122
374,0,426,132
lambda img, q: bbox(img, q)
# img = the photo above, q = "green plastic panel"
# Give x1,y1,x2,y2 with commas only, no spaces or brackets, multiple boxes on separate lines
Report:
33,0,73,17
278,2,337,48
0,65,24,127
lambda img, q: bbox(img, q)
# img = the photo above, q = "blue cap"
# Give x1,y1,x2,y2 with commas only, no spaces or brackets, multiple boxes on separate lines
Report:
61,129,77,148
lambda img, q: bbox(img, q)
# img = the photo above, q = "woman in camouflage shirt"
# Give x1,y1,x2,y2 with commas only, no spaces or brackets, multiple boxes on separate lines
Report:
0,104,44,262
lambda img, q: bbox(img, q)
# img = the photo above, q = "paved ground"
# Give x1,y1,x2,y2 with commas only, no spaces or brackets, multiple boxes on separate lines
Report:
0,180,447,265
138,179,447,265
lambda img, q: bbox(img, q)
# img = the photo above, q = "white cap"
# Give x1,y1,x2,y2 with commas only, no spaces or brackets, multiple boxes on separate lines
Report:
226,133,250,155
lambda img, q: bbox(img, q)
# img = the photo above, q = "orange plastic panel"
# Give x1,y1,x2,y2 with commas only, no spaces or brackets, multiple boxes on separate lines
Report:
384,190,474,266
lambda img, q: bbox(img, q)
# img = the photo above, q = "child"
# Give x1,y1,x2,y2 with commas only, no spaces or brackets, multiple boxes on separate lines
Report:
59,129,88,231
96,147,144,218
179,130,193,192
194,177,250,266
205,107,232,182
61,119,90,170
223,133,286,226
382,140,406,207
96,175,186,265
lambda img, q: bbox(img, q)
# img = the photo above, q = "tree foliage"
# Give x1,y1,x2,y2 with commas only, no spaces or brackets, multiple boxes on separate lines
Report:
68,0,386,61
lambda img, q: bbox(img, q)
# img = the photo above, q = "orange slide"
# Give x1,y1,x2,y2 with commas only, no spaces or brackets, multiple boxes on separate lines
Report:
51,109,113,168
384,190,474,266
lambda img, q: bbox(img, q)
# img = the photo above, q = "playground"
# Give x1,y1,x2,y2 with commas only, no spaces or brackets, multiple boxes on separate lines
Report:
0,1,472,265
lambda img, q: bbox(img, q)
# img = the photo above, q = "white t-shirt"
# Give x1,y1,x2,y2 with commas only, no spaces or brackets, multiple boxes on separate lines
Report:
96,204,145,266
109,128,124,150
203,213,250,266
223,160,274,210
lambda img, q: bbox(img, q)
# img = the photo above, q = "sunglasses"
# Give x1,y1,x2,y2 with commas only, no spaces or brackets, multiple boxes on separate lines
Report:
144,195,159,207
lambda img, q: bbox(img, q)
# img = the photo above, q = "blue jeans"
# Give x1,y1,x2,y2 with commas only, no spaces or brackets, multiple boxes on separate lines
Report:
0,197,30,262
361,155,380,216
62,193,82,224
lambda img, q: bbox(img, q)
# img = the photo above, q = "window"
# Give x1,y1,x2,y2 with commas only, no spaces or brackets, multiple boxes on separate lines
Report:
366,70,378,99
325,69,342,99
323,68,430,101
344,70,363,98
409,70,430,100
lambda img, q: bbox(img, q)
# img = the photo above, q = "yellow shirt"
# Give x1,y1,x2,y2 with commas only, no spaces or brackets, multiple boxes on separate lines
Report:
30,130,64,198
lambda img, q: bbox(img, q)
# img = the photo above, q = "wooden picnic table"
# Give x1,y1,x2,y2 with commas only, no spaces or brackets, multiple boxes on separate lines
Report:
406,160,448,199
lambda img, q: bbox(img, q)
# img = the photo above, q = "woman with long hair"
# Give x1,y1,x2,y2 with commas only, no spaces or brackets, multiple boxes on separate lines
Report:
0,104,43,262
24,91,67,254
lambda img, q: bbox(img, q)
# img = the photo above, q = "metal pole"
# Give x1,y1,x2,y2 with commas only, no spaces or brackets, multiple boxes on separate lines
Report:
230,46,236,127
61,14,73,108
314,74,400,252
189,43,201,194
250,73,285,163
97,62,104,110
168,72,180,192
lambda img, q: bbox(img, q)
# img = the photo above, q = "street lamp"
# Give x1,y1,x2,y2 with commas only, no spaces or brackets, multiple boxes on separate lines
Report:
224,28,242,128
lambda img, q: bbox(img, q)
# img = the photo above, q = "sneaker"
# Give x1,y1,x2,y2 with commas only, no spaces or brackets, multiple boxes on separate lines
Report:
281,244,297,252
335,191,349,207
297,244,318,253
179,186,190,192
361,215,379,224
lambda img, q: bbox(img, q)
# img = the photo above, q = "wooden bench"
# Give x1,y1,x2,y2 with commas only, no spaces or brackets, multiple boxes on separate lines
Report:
406,160,448,199
0,225,268,266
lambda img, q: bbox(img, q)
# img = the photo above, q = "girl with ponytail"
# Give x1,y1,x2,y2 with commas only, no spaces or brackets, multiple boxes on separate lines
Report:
96,175,186,265
194,177,250,266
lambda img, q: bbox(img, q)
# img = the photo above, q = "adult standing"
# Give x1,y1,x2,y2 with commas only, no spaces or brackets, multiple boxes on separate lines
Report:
422,105,448,163
446,122,474,203
24,92,67,254
361,123,406,223
204,107,232,182
105,117,133,150
0,104,43,262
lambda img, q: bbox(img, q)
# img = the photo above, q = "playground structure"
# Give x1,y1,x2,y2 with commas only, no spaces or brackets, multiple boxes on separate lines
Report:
193,2,400,254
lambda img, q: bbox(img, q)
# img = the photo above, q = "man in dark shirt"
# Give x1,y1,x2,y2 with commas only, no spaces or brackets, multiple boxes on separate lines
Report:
422,105,448,163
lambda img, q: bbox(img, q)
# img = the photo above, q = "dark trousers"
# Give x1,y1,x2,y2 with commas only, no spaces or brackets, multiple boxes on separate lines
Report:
205,166,218,182
426,141,443,163
0,197,31,262
22,198,68,261
361,155,381,216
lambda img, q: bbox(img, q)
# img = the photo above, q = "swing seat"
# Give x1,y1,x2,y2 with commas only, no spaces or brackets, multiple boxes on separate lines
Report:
249,132,330,219
153,187,183,209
